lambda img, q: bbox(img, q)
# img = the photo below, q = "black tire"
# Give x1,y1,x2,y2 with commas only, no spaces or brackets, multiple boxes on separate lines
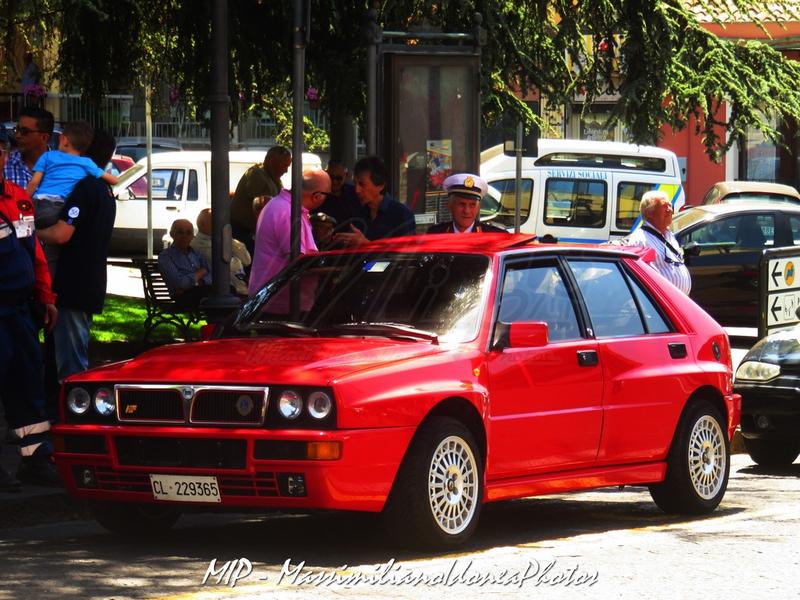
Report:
91,501,181,535
649,400,730,514
383,416,483,548
744,438,800,467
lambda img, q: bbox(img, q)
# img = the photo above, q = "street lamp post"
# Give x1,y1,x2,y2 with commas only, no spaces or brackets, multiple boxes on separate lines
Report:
202,0,240,316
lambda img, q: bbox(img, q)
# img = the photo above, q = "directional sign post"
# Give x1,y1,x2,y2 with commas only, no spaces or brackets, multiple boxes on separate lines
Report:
759,248,800,339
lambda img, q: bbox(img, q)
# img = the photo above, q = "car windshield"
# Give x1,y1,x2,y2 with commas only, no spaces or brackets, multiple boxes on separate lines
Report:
233,252,491,343
671,208,711,233
722,193,800,204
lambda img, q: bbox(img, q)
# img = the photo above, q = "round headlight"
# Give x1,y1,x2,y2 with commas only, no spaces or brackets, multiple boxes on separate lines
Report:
278,390,303,419
94,388,115,416
735,361,780,382
67,387,91,414
307,391,333,419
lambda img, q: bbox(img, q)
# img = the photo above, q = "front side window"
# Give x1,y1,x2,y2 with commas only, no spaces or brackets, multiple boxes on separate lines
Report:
685,214,774,250
483,178,533,229
544,178,607,228
129,169,186,200
498,261,581,341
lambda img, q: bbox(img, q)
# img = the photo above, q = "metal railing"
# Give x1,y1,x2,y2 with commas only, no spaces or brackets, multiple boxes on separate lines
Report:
1,92,336,150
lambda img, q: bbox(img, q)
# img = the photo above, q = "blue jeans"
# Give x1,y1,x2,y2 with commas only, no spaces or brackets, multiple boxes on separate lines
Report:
53,308,92,381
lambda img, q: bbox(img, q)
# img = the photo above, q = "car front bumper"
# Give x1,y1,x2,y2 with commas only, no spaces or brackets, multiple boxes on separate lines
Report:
52,424,416,512
734,381,800,440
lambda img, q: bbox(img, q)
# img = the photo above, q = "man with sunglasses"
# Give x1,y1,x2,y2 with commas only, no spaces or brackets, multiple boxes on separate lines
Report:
625,190,692,295
248,169,331,294
3,107,53,189
315,159,358,227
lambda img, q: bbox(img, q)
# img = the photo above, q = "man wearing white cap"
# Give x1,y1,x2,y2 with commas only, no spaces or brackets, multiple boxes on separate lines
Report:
427,173,506,234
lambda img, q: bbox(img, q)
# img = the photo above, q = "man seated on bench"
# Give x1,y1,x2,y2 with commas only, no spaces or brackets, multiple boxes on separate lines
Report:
158,218,212,310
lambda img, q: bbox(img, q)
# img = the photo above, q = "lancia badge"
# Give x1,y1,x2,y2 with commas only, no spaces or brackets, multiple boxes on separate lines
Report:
236,394,254,416
181,387,194,400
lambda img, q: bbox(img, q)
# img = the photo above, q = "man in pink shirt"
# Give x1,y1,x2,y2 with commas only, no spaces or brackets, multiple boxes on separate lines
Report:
249,169,331,294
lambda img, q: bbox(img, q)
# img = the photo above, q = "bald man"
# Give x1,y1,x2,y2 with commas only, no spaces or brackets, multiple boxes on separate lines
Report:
157,218,213,310
249,169,331,294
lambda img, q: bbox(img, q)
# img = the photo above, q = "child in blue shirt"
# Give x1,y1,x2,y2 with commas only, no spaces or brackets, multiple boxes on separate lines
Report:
26,120,118,229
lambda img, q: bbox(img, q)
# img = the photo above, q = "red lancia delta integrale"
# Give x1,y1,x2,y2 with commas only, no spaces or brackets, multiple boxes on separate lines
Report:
53,234,740,548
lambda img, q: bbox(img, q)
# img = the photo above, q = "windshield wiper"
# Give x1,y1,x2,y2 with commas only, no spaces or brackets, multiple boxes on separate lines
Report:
325,322,438,344
235,321,318,337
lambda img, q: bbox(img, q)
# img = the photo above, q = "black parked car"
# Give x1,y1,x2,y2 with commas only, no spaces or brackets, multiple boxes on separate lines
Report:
672,202,800,327
735,326,800,466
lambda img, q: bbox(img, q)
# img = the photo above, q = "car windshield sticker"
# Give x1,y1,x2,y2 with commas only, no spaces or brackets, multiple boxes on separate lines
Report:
364,261,391,273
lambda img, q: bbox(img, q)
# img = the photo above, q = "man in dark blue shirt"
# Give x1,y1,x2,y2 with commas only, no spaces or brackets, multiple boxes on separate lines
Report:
37,130,117,386
333,156,416,247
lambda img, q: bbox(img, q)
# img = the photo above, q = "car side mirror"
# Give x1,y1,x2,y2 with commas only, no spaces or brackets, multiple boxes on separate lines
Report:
682,241,701,256
508,321,549,348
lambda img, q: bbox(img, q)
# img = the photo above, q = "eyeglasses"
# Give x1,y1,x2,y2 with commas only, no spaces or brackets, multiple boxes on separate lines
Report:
172,229,194,236
13,126,42,136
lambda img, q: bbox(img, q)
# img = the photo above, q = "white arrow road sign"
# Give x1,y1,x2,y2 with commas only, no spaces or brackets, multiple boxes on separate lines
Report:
767,257,800,292
767,290,800,327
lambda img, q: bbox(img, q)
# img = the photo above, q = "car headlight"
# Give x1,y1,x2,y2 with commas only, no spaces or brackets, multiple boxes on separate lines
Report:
278,390,303,419
735,361,780,382
94,387,115,416
307,391,333,419
67,387,91,414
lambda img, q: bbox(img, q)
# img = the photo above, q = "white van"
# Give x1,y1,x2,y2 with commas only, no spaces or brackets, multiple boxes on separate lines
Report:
480,139,685,242
109,150,322,255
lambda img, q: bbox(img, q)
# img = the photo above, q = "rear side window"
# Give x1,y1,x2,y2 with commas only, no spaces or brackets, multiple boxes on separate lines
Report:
616,182,656,231
544,179,607,228
188,170,199,201
790,216,800,245
568,260,645,338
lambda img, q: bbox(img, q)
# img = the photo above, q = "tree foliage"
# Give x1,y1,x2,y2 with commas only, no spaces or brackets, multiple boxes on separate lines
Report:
5,0,800,158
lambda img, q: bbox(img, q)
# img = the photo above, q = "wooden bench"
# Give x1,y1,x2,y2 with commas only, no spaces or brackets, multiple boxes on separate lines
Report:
132,258,203,342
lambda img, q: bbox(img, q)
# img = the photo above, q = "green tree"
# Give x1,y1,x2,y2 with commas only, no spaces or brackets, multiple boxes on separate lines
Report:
6,0,800,159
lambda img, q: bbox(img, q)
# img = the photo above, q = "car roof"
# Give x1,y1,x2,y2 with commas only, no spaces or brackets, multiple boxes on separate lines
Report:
318,233,643,259
681,201,800,216
712,180,800,198
115,137,183,147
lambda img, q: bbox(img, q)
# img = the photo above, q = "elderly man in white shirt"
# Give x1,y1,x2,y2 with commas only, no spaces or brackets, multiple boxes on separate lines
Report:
625,190,692,295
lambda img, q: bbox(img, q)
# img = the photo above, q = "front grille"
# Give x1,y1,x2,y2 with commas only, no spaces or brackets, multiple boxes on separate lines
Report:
191,388,267,425
117,387,184,423
115,437,247,469
85,467,280,497
64,435,106,454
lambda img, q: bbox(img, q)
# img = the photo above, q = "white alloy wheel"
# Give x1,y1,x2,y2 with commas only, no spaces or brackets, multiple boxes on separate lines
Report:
427,435,479,535
687,414,726,500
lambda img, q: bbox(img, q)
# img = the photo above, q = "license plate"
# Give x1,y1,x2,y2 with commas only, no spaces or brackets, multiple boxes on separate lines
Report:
150,474,221,503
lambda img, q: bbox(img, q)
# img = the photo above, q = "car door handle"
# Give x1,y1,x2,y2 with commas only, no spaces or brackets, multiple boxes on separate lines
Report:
166,206,178,211
577,350,598,367
668,343,687,359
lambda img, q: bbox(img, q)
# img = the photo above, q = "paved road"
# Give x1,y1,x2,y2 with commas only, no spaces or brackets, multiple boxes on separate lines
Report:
1,454,798,600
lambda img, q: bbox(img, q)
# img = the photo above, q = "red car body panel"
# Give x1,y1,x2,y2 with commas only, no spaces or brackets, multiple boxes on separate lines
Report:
53,237,740,513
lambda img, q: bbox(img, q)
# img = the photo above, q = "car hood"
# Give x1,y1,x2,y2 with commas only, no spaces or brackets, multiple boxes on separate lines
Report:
740,326,800,366
74,337,448,384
